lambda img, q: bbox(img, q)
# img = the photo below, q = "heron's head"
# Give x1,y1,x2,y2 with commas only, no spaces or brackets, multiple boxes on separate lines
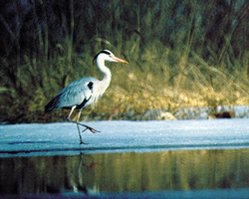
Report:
93,50,128,64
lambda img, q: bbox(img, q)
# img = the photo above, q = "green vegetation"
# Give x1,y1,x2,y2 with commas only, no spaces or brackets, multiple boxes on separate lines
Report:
0,0,249,122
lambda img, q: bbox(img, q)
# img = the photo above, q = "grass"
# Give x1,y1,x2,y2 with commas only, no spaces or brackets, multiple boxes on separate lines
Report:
1,42,249,122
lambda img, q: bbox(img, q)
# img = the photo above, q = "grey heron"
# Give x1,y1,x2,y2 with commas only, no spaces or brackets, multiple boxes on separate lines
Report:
45,50,128,144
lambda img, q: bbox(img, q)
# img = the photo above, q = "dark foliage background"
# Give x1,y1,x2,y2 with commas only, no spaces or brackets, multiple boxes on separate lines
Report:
0,0,249,122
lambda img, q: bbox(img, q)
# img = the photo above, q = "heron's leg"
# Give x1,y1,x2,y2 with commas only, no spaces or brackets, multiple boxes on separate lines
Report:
76,110,82,122
76,110,100,134
66,108,100,144
75,110,85,144
76,123,86,145
67,106,76,121
66,106,86,144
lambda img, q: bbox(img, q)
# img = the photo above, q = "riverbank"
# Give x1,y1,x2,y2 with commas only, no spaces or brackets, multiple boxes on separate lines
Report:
1,83,249,123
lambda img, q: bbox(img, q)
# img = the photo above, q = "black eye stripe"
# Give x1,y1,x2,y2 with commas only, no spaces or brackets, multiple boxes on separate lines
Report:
93,50,112,62
101,50,111,55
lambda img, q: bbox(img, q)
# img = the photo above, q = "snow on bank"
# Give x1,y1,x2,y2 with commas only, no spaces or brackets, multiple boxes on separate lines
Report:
0,119,249,157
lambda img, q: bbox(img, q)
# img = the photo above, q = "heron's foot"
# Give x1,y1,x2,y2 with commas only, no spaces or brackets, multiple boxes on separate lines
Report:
69,120,100,133
80,124,101,134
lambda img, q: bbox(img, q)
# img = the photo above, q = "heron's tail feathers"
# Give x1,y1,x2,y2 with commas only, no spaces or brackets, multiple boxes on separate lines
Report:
44,94,61,113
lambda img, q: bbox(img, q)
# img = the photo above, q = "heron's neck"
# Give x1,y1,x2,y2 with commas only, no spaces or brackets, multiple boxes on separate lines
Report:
96,59,112,89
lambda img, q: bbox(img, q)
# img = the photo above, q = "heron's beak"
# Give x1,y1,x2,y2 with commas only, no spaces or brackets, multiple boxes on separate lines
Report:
112,56,128,64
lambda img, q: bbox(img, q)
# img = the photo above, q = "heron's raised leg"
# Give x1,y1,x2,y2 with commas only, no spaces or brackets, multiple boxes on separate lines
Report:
76,110,100,134
67,107,100,144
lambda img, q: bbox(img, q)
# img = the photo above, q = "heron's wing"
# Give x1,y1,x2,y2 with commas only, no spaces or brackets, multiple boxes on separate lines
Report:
45,77,96,112
58,78,96,107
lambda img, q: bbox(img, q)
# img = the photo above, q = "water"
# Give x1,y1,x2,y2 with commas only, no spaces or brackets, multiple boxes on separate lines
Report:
1,149,249,198
1,120,249,198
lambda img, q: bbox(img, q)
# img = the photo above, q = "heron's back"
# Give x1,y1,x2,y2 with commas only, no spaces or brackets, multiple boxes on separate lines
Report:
45,77,97,112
